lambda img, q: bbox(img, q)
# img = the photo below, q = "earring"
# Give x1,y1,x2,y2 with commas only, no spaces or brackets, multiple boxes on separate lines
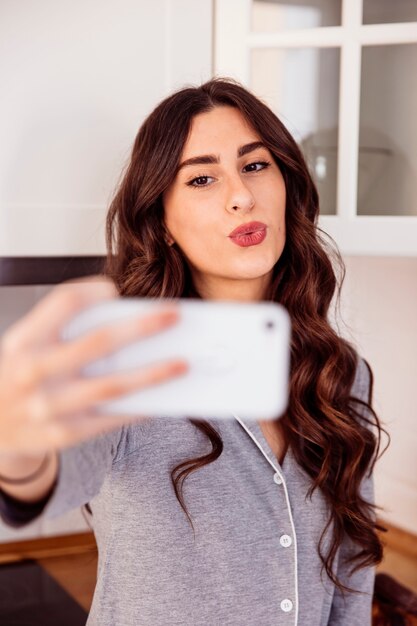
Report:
165,234,175,247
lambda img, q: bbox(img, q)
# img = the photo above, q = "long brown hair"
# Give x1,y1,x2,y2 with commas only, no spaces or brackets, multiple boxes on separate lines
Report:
102,77,387,593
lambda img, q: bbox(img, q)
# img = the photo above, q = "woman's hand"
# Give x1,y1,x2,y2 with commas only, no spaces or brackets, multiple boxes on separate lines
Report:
0,276,188,455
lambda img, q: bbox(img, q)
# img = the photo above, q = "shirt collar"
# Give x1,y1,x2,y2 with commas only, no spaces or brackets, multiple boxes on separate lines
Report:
232,414,292,474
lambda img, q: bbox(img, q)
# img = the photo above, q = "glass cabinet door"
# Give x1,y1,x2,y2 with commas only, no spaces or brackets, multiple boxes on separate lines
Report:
215,0,417,254
250,46,340,215
363,0,417,25
358,43,417,216
251,0,342,32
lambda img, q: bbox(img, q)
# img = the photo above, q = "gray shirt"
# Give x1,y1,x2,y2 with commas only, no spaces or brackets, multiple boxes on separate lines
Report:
1,356,374,625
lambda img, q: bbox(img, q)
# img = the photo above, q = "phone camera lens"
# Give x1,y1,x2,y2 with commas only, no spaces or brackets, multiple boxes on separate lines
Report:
265,320,275,330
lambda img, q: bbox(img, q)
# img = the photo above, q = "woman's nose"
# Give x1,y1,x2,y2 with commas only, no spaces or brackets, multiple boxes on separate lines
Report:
225,176,255,214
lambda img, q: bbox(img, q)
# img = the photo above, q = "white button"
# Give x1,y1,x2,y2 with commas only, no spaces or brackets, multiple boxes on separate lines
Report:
279,534,292,548
273,472,283,484
280,599,293,613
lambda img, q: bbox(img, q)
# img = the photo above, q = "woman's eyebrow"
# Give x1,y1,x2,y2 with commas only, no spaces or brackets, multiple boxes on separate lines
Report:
177,141,267,172
238,141,266,157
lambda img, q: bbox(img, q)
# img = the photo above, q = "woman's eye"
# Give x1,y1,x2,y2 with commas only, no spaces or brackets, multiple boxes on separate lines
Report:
244,161,271,173
187,176,215,187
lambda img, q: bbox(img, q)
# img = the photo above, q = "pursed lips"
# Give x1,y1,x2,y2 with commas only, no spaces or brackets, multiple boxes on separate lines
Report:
228,221,267,238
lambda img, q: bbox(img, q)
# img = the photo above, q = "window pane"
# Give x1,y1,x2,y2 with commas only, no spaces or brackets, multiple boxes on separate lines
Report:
358,44,417,216
251,0,342,32
250,47,340,215
363,0,417,25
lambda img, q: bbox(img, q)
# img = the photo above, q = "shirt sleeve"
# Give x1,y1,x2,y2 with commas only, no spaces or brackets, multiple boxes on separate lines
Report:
328,356,377,625
0,425,124,529
0,482,57,528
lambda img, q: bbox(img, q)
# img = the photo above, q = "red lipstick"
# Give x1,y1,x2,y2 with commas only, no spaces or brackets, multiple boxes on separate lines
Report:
228,221,267,247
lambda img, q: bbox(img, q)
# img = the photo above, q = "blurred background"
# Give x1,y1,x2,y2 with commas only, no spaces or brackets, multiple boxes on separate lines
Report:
0,0,416,619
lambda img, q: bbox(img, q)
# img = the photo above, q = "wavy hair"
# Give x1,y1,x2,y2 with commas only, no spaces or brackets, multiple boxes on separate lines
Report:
100,77,387,593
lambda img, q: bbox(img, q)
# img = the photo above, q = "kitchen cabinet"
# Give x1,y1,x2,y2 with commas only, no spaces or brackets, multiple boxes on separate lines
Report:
0,0,213,258
215,0,417,256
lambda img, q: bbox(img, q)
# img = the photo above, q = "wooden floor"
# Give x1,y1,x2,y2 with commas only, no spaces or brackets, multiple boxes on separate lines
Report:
38,550,98,613
378,543,417,595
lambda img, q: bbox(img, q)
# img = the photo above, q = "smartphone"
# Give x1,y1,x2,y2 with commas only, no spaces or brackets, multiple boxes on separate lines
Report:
60,297,291,421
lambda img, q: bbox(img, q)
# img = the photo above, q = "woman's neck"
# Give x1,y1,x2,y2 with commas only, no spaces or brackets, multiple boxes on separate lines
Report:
190,268,274,302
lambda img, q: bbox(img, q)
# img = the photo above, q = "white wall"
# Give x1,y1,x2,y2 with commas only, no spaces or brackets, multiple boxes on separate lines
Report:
340,256,417,534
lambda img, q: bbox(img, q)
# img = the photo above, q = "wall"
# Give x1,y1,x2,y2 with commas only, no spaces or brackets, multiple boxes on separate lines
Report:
340,256,417,534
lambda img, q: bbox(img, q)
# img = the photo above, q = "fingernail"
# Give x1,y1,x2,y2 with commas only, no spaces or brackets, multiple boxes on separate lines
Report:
173,361,188,373
160,310,179,322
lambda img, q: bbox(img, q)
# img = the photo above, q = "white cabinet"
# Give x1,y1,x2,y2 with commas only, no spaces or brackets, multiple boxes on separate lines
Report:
215,0,417,256
0,0,213,257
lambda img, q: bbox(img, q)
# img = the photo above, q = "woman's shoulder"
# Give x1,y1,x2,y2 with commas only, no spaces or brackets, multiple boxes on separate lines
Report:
351,353,372,404
349,354,377,438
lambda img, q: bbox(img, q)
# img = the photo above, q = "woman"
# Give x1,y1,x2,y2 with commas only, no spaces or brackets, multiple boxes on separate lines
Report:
0,78,386,625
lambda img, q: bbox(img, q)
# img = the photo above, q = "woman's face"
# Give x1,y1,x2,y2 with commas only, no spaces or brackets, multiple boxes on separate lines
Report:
163,105,286,301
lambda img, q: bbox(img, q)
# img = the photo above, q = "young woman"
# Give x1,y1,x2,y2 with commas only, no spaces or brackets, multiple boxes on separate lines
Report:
0,78,386,625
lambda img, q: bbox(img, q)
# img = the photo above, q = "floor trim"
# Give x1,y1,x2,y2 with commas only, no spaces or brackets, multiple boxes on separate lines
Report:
378,519,417,559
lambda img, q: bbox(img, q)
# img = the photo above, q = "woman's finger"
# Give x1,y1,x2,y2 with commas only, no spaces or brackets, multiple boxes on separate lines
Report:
24,358,188,423
14,306,181,389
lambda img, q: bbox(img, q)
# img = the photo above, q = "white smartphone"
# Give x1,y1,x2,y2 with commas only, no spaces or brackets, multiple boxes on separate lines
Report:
60,298,291,421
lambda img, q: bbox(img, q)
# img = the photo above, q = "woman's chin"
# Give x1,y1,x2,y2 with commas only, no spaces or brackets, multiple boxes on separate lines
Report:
231,254,278,277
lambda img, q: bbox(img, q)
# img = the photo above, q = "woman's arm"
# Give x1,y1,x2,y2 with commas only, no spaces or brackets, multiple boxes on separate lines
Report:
0,426,122,528
0,276,185,528
0,451,59,502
